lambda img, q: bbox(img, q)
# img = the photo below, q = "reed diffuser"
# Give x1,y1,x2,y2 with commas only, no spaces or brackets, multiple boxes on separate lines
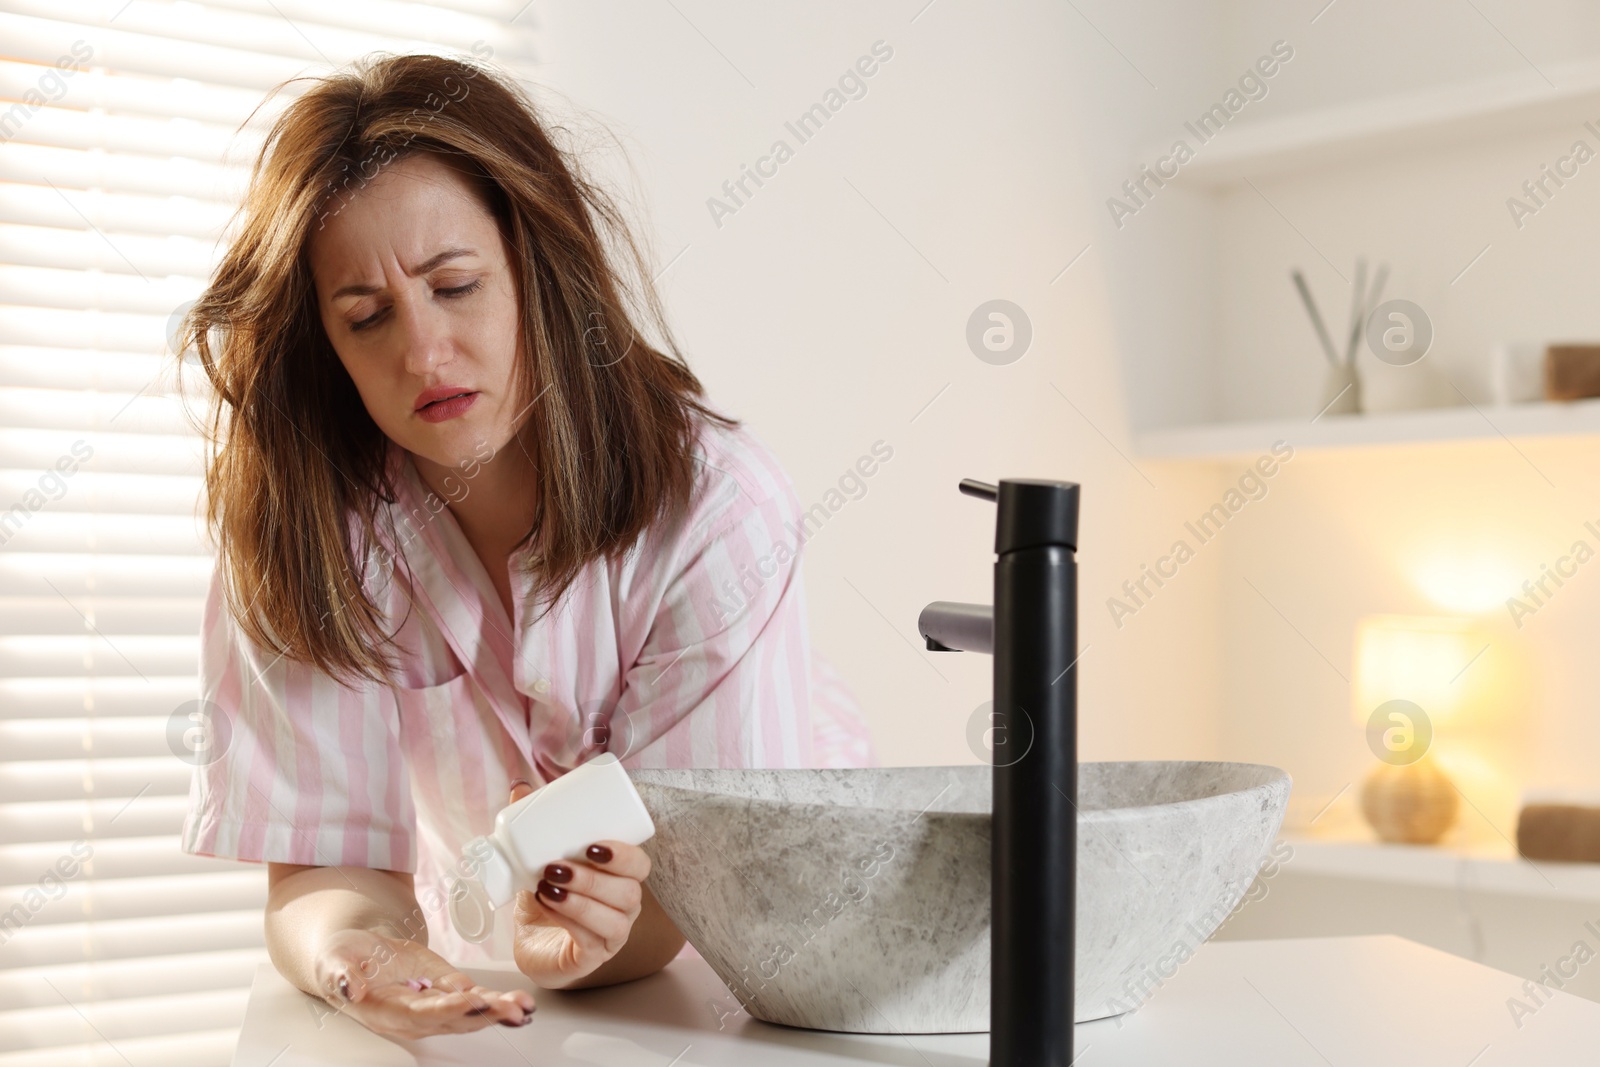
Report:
1292,258,1387,417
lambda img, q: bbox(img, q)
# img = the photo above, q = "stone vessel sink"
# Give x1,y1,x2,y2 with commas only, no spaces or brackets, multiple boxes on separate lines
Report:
629,760,1290,1034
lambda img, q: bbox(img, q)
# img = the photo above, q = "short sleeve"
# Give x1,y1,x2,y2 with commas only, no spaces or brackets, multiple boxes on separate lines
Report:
179,565,417,872
614,489,816,770
809,648,879,768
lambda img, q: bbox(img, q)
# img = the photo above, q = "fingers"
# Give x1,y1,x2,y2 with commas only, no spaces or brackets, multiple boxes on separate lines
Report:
349,974,536,1038
534,886,635,953
526,842,648,953
539,848,646,916
515,844,646,927
576,840,650,882
509,778,535,804
525,890,630,958
317,939,537,1039
416,973,535,1030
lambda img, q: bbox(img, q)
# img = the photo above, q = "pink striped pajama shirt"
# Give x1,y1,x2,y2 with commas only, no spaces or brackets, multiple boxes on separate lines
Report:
180,417,877,964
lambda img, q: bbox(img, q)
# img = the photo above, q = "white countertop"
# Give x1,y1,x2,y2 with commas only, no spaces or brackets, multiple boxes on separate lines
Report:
231,935,1600,1066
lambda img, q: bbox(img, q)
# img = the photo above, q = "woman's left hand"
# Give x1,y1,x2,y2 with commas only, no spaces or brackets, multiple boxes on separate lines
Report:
506,780,651,990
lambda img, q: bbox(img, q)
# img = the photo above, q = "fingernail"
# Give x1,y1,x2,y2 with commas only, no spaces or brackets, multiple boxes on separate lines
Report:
509,778,532,792
544,862,572,884
586,843,613,863
537,879,567,903
338,976,351,1002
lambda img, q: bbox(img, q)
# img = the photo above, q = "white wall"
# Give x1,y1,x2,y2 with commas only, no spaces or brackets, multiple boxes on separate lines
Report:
1221,0,1600,114
1199,0,1600,839
521,0,1231,768
521,0,1600,824
519,0,1600,999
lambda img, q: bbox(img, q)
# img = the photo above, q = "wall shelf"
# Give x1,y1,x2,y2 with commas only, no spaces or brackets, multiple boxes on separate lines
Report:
1151,60,1600,187
1279,833,1600,904
1136,399,1600,461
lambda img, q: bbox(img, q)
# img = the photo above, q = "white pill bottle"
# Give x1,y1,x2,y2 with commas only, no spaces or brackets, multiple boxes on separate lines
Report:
447,752,657,943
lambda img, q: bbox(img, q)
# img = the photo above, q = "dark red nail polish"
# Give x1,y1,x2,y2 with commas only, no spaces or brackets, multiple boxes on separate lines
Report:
338,976,351,1002
544,863,572,884
538,879,567,903
586,844,613,863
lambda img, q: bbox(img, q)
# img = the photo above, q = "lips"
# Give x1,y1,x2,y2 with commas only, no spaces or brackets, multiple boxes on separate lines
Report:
413,386,480,424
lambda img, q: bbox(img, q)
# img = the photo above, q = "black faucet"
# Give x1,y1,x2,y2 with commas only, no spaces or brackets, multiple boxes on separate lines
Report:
918,477,1079,1067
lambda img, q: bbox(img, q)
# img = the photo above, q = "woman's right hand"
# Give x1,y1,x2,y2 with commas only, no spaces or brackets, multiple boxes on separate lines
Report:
312,927,536,1039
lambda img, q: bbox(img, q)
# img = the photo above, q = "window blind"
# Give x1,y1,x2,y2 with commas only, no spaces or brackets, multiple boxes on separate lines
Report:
0,4,538,1063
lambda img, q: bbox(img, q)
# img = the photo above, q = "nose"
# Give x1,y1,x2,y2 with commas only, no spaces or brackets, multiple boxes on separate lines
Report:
396,288,455,378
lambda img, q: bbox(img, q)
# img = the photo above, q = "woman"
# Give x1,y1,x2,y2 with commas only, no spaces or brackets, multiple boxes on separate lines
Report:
176,52,875,1039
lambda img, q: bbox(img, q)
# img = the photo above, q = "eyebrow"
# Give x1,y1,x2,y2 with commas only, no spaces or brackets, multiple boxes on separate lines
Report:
329,247,479,301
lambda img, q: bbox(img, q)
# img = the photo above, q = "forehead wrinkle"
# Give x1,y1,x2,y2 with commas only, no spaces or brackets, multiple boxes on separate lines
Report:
314,159,495,301
329,247,480,300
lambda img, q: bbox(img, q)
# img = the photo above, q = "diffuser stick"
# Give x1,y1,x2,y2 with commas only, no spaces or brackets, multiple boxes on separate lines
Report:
1292,269,1339,365
1343,257,1368,367
1366,263,1389,323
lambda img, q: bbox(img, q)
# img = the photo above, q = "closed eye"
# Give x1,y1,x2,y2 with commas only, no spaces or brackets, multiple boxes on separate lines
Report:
351,308,384,331
348,279,485,332
437,279,483,300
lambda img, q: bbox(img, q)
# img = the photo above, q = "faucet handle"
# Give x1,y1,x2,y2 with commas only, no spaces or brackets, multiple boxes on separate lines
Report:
957,477,1081,554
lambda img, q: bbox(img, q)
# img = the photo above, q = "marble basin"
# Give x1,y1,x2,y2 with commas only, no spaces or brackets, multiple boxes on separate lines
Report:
629,761,1290,1034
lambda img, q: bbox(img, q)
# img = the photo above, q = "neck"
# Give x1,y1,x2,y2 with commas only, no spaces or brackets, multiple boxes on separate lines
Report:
411,437,538,549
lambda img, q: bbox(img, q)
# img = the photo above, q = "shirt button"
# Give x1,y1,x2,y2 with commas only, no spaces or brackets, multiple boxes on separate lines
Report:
533,678,551,694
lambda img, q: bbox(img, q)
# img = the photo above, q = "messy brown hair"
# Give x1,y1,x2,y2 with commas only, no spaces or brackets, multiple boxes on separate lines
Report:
179,52,736,685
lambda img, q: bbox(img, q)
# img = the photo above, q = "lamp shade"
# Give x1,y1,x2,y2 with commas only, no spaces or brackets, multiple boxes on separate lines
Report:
1351,614,1490,729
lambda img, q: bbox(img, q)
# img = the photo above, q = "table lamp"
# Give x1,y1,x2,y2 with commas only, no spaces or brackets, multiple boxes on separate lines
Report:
1351,614,1487,844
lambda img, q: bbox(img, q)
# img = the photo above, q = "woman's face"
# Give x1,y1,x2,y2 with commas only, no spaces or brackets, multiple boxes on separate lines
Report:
308,152,524,474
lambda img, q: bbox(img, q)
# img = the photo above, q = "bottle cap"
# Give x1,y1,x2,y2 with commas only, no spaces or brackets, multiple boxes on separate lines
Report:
446,836,515,944
446,874,495,944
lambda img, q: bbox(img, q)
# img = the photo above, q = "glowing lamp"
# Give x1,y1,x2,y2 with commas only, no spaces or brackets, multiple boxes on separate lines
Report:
1350,615,1490,844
